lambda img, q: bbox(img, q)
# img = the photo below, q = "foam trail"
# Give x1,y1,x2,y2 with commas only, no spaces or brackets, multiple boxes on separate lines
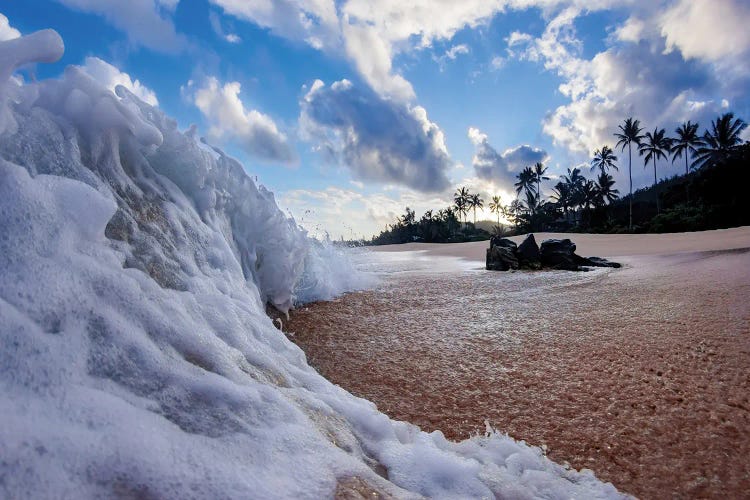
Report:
0,28,626,499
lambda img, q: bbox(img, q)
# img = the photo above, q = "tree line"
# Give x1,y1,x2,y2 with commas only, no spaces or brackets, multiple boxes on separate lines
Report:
366,112,747,245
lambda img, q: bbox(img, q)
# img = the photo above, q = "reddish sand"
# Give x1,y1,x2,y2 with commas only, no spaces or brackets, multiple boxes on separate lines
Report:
284,228,750,499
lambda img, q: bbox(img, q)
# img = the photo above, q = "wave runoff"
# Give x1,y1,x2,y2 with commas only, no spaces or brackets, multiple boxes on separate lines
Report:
0,29,625,498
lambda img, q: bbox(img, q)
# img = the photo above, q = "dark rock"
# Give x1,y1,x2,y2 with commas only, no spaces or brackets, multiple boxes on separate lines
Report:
486,245,519,271
539,238,578,270
574,255,622,268
487,236,622,272
489,236,517,251
517,234,541,269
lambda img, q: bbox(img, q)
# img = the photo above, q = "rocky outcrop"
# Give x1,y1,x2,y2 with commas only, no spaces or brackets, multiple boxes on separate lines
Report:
486,240,519,271
486,234,621,271
517,234,541,270
539,238,578,271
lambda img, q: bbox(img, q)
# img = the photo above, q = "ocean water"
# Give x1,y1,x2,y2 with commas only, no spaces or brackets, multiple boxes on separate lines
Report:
0,29,625,498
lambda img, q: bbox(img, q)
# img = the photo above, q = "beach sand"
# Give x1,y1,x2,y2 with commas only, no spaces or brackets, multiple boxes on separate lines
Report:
284,227,750,499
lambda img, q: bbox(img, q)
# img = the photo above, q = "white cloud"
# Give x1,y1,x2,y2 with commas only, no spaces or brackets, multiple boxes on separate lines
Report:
445,44,470,60
468,127,549,190
0,13,21,41
80,57,158,106
341,21,415,101
57,0,184,52
207,0,513,99
300,79,453,192
209,11,241,44
208,0,339,51
433,43,471,71
660,0,750,62
613,16,647,44
190,77,296,164
505,30,533,56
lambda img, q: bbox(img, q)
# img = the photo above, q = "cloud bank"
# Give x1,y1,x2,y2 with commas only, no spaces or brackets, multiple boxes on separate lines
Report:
300,79,453,192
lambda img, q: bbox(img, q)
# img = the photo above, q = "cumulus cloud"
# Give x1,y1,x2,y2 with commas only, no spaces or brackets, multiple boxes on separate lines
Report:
0,13,20,41
300,79,453,192
189,77,296,164
660,0,750,62
468,127,548,188
80,57,158,105
56,0,184,53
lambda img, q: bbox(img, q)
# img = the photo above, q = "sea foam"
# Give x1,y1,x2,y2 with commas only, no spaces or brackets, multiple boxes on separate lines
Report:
0,27,626,498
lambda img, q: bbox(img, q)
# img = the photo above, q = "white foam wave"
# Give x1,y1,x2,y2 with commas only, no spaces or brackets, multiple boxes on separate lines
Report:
0,28,626,499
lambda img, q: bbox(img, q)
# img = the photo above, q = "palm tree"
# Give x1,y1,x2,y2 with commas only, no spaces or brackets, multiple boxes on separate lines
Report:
693,113,748,168
514,166,536,200
469,193,484,224
560,167,585,223
671,121,703,175
454,187,470,225
671,120,703,203
639,127,672,214
533,162,549,198
488,195,503,225
595,172,619,205
550,181,572,222
614,117,645,229
579,179,598,226
522,189,539,227
591,145,618,175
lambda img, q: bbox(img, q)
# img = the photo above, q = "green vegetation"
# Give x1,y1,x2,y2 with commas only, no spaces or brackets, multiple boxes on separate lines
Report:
364,112,748,245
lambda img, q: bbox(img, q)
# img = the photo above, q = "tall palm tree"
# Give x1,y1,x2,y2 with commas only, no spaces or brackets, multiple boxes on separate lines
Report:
639,127,672,214
693,113,748,168
454,187,470,225
488,195,503,225
614,117,645,230
533,162,549,198
671,121,703,175
514,166,536,200
591,145,618,175
469,193,484,224
671,120,703,203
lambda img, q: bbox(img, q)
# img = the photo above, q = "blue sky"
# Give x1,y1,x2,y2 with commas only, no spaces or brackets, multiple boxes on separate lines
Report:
3,1,749,238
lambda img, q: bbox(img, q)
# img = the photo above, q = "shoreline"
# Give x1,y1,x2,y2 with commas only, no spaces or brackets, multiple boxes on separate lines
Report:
369,226,750,261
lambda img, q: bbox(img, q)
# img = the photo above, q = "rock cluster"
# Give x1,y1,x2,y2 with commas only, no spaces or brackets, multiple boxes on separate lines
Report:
486,234,621,271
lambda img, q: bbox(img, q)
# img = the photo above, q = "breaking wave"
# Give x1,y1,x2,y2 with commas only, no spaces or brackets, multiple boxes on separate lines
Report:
0,28,624,498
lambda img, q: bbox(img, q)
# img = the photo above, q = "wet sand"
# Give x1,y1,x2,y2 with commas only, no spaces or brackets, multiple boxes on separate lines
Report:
285,228,750,499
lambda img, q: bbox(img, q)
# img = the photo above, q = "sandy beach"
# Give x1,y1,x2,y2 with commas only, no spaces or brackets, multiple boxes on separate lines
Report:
285,227,750,499
374,226,750,261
